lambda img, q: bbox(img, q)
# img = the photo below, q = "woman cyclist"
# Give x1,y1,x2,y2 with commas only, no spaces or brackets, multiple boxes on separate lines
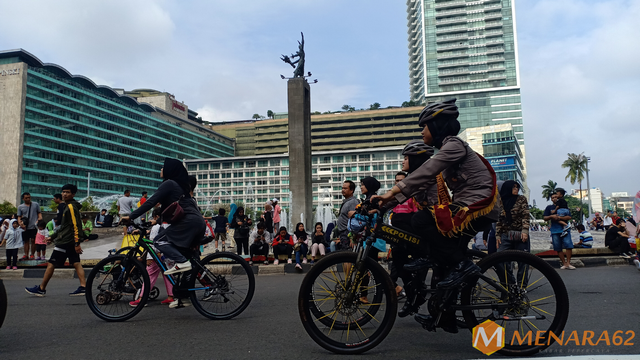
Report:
121,158,206,275
373,98,499,332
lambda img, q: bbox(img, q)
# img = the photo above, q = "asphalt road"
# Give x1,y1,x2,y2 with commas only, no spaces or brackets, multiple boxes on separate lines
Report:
1,266,639,360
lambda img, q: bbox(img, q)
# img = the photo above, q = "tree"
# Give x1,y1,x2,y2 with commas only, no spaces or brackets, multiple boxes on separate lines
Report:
252,113,262,120
369,102,381,110
561,153,588,219
341,104,355,112
565,196,589,222
0,200,17,215
541,180,557,201
311,111,321,115
81,196,99,212
267,110,274,119
530,206,544,220
402,100,420,107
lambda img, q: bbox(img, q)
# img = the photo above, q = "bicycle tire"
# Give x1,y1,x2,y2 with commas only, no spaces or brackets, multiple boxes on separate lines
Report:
298,251,397,355
0,279,7,329
460,250,569,356
190,251,255,320
85,255,151,322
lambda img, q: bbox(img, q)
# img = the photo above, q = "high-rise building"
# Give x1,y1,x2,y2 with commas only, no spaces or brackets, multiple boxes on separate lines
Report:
0,49,234,206
406,0,525,148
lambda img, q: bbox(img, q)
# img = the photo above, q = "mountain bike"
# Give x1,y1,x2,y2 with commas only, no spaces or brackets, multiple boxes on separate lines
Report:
85,222,255,322
298,201,569,356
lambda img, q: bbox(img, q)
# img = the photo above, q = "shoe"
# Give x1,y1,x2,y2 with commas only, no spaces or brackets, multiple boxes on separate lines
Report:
414,313,437,332
310,260,315,265
273,259,279,265
20,255,28,260
69,286,86,296
12,266,18,270
249,261,253,266
5,266,9,270
404,258,435,272
263,260,269,265
566,264,576,270
560,265,567,269
436,259,480,289
35,256,40,260
287,259,292,264
161,298,174,305
25,285,46,297
620,253,631,259
295,263,302,270
215,249,220,253
626,252,635,257
302,258,307,264
398,302,419,318
164,261,192,275
415,312,458,334
359,296,370,304
633,259,640,271
560,230,568,237
169,299,191,309
30,255,35,260
129,300,140,307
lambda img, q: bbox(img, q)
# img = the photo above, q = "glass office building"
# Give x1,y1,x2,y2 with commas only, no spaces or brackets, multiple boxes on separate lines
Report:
0,49,234,206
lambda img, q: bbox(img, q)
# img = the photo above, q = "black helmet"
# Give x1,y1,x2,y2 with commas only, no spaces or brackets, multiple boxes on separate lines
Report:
418,98,459,127
402,140,435,157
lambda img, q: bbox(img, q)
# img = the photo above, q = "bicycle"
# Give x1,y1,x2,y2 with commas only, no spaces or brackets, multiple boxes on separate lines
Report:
298,201,569,356
85,222,255,322
0,278,7,329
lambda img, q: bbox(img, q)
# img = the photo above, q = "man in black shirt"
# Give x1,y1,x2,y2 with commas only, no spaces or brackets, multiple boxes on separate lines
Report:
605,218,632,258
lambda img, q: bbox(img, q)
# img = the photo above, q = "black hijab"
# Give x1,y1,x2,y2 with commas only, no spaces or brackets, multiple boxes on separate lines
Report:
361,177,381,201
294,222,307,240
163,158,190,196
500,180,519,224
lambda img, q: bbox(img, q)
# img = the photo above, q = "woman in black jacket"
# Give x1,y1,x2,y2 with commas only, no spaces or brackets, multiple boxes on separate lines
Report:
230,207,252,256
123,158,205,275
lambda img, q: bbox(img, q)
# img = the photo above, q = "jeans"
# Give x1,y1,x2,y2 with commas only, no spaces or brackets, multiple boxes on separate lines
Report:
496,233,531,287
155,241,187,263
295,243,308,264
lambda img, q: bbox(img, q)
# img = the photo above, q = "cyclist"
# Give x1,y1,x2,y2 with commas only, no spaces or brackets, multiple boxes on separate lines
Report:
373,98,499,332
121,158,205,275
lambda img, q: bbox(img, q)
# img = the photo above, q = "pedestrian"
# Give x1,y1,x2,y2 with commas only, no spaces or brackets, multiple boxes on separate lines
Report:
293,222,309,269
605,218,633,258
17,192,42,260
25,184,87,296
310,222,328,264
138,191,148,221
34,220,48,260
249,222,272,265
543,191,575,270
496,180,530,253
46,218,58,237
262,202,274,237
81,214,98,240
272,198,282,230
52,193,65,226
212,208,229,252
117,190,134,235
272,226,293,265
574,224,593,248
333,180,359,252
230,207,251,256
1,219,23,269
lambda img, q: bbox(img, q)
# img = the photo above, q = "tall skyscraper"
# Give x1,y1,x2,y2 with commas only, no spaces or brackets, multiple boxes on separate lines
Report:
406,0,526,187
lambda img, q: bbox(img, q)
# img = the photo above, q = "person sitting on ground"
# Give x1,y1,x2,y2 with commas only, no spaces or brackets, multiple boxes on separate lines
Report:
605,218,634,258
34,220,49,260
271,226,293,265
95,209,107,228
293,222,310,269
212,208,229,252
310,222,328,264
81,214,99,240
574,224,593,248
591,213,604,232
249,222,272,265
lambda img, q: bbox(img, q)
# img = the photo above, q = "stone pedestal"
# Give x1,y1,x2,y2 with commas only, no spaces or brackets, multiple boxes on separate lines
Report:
287,78,312,229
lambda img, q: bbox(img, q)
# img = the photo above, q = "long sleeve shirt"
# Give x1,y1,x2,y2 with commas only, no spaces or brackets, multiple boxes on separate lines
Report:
249,230,273,245
496,195,530,236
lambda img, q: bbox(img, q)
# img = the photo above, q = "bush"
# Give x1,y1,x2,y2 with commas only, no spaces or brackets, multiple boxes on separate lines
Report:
81,196,100,212
0,201,17,214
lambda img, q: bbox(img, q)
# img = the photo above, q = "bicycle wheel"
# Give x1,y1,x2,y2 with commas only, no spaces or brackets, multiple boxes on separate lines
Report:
0,279,7,329
298,251,397,355
460,250,569,356
190,252,255,320
85,255,150,322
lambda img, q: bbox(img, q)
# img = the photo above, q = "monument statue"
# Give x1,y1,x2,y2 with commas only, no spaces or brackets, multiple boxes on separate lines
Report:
281,32,305,78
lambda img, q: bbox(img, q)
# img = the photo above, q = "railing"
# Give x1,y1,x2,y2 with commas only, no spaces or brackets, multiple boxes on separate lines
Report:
437,33,469,42
435,1,466,9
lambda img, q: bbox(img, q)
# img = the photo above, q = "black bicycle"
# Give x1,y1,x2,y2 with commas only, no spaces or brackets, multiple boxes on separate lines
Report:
298,201,569,356
0,278,7,329
85,222,255,322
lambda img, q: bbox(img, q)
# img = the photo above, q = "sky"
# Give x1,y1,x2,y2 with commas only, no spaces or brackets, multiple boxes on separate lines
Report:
0,0,638,209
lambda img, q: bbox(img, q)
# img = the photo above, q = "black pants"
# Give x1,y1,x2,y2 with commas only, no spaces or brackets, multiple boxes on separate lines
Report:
390,213,420,287
411,208,493,267
236,237,249,255
250,242,269,259
273,243,293,259
6,248,18,267
609,236,631,254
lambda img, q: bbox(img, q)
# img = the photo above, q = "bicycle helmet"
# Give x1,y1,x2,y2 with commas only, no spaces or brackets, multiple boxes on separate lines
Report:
418,98,460,148
402,140,435,173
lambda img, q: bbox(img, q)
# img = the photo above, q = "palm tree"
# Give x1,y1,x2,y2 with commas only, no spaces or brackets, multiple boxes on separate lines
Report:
561,152,588,219
267,110,274,119
541,180,557,201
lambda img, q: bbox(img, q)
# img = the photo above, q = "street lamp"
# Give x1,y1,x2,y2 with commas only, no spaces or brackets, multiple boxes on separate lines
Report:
585,156,592,218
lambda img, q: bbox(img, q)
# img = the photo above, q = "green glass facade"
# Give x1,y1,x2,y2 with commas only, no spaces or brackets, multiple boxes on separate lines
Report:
0,50,234,205
482,129,524,182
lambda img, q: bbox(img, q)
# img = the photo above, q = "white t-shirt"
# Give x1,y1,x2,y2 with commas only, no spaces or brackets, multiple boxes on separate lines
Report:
603,216,612,226
117,196,134,215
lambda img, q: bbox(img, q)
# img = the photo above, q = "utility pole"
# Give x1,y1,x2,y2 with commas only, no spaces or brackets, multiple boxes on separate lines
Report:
585,157,592,218
87,172,90,198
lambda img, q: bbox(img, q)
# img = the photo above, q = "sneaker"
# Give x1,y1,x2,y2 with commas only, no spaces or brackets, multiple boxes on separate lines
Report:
560,230,568,238
302,258,308,264
263,260,269,265
310,260,315,265
161,298,174,305
436,259,480,289
295,263,302,270
30,255,35,260
633,259,640,271
12,266,18,270
69,286,86,296
273,259,279,265
249,261,253,266
169,299,191,309
129,300,141,307
566,264,576,270
287,258,292,264
25,285,46,297
20,255,28,260
620,253,631,259
5,266,9,270
215,249,220,253
404,258,435,272
560,265,568,270
164,261,192,275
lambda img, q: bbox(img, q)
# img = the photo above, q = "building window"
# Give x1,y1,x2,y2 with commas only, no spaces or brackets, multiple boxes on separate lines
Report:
387,164,398,170
197,174,208,180
234,161,244,168
270,180,280,185
359,165,370,171
320,156,331,164
359,154,370,161
222,162,232,169
351,155,358,162
282,180,290,184
269,170,280,176
233,172,243,178
312,169,317,174
211,163,220,169
282,159,289,166
246,161,255,168
332,156,343,163
245,171,255,177
212,173,220,179
233,181,243,186
257,171,267,177
258,160,268,167
282,170,289,175
270,159,280,166
187,164,197,171
312,157,318,164
233,190,243,195
199,163,209,170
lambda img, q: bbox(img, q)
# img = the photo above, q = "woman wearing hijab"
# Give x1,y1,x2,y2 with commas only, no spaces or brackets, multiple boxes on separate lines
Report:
293,222,309,269
495,180,531,281
230,207,252,256
122,158,205,275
